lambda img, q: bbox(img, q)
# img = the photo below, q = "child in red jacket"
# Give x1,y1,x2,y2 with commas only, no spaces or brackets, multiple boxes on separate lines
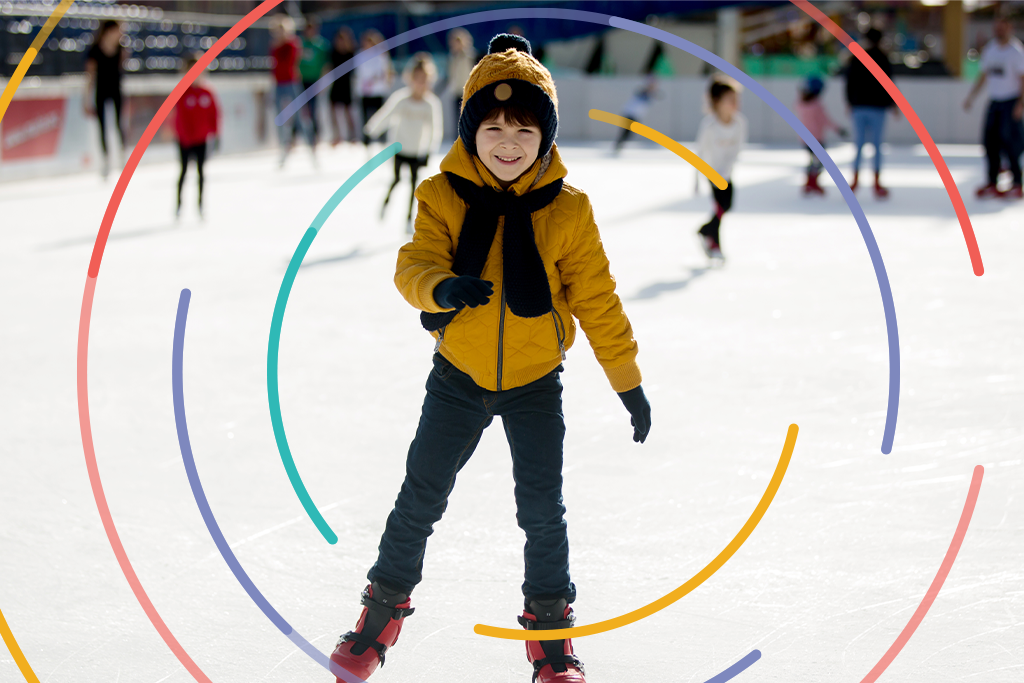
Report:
174,53,220,218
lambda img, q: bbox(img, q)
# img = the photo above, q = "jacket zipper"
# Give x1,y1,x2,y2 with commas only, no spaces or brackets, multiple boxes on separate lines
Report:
551,310,566,361
496,285,507,391
434,325,446,354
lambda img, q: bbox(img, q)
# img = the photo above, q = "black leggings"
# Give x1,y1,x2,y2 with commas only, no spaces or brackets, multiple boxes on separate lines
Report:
697,181,733,246
95,91,124,156
383,154,428,220
361,95,384,146
177,142,207,209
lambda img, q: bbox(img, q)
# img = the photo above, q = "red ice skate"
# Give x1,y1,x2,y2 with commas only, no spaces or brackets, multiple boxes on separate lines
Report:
330,582,414,681
803,169,825,195
849,170,859,191
519,598,586,683
976,183,1004,198
1004,184,1023,199
873,172,889,198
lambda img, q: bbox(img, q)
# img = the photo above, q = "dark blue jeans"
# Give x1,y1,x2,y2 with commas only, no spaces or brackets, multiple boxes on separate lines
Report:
368,354,576,603
984,98,1024,185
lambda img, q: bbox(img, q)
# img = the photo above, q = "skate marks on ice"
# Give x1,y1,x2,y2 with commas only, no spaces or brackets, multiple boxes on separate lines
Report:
474,425,798,641
857,466,985,683
268,142,402,545
0,605,41,683
588,109,728,190
173,289,370,683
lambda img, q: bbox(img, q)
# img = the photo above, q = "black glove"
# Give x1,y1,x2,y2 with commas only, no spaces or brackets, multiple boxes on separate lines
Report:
617,385,651,443
433,276,493,310
837,127,849,139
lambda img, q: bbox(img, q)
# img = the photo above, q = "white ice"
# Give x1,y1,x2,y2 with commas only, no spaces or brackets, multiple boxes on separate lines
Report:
0,140,1022,683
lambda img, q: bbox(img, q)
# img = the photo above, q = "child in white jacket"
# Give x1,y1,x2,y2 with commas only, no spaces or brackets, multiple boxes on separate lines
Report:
364,53,444,230
695,74,747,262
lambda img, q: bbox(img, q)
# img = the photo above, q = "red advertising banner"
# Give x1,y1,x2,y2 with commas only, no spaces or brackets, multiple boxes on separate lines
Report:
1,98,66,161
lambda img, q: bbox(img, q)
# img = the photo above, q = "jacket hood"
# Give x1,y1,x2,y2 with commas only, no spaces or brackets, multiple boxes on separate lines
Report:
439,137,567,197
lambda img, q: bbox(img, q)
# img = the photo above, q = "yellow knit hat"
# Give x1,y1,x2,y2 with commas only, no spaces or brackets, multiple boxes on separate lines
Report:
458,34,559,157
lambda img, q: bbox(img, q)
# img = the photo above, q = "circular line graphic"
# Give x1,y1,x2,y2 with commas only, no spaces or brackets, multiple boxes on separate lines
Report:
173,289,367,683
268,142,402,545
65,1,978,677
476,425,797,640
789,0,984,277
280,7,900,454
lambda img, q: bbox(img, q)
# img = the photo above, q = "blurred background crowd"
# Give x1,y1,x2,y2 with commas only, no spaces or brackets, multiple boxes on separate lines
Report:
1,0,1021,183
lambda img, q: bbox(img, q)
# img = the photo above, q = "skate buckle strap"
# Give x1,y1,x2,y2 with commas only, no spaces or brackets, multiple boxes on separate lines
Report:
529,654,585,683
360,588,416,620
339,631,390,666
517,614,575,630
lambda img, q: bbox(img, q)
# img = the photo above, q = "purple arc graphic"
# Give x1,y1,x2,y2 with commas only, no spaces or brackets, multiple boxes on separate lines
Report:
703,649,761,683
278,7,898,454
172,289,366,683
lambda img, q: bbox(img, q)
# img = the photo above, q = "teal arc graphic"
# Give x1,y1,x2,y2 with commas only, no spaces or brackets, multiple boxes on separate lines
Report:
268,141,402,544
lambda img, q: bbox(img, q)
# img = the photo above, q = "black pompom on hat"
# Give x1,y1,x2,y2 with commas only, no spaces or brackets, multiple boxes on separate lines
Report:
488,33,532,55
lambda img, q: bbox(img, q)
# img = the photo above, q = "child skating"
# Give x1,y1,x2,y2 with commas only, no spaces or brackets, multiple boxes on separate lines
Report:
612,76,658,154
330,34,652,683
794,75,846,196
363,52,444,233
696,75,746,263
173,53,219,219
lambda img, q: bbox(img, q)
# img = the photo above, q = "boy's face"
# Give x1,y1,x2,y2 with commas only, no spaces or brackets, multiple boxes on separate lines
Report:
715,91,738,120
475,112,541,186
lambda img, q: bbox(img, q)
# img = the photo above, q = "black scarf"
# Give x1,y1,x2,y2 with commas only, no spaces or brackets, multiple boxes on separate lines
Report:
421,171,563,331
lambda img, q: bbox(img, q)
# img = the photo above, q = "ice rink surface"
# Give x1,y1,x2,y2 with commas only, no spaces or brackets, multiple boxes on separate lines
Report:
1,140,1022,683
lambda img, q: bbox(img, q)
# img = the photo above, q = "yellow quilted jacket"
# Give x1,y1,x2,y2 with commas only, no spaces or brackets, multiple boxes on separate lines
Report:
395,139,641,393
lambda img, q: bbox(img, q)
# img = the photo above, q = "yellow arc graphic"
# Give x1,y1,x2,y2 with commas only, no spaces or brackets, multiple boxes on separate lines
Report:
0,0,75,123
588,109,729,190
475,424,798,640
0,606,41,683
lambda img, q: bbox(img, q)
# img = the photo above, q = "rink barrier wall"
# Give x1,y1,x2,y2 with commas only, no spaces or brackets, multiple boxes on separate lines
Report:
0,73,275,182
0,72,988,183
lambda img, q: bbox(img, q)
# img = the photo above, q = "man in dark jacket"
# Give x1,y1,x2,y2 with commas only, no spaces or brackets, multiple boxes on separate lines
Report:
845,28,898,197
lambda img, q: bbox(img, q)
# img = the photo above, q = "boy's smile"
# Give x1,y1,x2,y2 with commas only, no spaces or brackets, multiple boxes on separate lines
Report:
475,113,542,189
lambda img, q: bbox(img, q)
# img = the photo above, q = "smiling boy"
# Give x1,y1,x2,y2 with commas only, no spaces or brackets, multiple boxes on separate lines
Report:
330,34,652,683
